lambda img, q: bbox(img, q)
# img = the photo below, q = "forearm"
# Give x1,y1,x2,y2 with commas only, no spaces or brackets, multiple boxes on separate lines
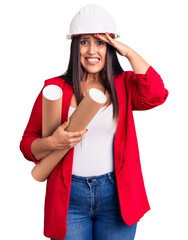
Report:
31,136,53,160
126,46,150,74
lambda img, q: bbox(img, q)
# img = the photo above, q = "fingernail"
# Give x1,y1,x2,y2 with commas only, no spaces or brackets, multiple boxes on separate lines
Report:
97,33,100,35
86,129,88,132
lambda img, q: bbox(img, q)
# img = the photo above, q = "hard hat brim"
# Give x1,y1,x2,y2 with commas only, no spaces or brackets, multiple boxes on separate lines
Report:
66,32,120,39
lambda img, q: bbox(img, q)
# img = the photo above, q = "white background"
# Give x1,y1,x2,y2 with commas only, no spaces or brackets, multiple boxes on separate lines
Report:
0,0,187,239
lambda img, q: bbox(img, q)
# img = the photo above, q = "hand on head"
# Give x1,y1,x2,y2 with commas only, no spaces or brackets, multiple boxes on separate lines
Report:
94,33,130,57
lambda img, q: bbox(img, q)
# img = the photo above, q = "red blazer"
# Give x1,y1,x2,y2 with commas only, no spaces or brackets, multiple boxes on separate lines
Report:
20,66,168,240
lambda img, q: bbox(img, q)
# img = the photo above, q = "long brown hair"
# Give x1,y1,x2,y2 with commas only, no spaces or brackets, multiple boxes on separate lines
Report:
61,36,124,120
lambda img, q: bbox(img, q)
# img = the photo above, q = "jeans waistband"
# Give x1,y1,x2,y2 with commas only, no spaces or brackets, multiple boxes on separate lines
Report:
71,171,116,184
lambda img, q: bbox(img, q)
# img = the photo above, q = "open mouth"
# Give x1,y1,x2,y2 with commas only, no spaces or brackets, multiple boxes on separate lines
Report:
85,57,100,63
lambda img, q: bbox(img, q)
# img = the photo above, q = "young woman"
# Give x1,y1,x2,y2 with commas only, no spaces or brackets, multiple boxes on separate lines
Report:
20,4,168,240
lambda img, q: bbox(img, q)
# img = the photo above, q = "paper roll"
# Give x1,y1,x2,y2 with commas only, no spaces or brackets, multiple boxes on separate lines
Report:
42,85,63,137
31,88,106,182
66,88,106,132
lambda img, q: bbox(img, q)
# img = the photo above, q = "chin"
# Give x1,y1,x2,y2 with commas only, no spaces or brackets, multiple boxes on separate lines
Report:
82,66,104,75
86,69,101,74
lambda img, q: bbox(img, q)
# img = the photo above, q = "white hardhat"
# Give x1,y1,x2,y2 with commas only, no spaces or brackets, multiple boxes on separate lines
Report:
66,4,120,39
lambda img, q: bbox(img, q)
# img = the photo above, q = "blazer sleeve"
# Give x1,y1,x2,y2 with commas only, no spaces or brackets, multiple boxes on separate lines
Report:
20,77,65,164
19,88,43,164
129,66,169,110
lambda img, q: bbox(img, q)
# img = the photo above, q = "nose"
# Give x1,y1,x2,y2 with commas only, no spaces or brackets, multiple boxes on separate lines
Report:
88,42,96,54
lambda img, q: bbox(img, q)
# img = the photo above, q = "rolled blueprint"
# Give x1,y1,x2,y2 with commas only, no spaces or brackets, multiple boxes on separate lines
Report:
31,88,106,182
66,89,106,131
42,85,63,137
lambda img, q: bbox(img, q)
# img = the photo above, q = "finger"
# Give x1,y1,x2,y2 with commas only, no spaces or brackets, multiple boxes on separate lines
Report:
104,33,116,45
94,33,109,43
95,33,115,46
105,32,114,41
71,136,83,143
61,118,69,129
96,32,112,41
67,137,83,148
67,129,87,138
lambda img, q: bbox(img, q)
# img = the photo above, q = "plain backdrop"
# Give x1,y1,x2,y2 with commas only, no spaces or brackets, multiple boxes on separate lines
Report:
0,0,187,239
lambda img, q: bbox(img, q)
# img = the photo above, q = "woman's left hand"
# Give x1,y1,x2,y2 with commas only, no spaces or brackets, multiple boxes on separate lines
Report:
94,33,130,57
95,32,150,74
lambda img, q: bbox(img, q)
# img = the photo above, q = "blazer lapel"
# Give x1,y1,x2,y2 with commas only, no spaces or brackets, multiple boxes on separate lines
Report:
113,73,127,174
61,82,74,123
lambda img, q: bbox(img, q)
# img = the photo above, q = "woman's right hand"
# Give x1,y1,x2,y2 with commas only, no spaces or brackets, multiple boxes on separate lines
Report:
50,118,87,151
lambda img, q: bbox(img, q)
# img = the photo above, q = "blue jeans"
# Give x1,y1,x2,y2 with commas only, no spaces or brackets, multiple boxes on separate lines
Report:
51,171,137,240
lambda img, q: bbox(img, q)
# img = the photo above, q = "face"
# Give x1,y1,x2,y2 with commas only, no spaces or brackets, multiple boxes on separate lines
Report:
79,34,107,75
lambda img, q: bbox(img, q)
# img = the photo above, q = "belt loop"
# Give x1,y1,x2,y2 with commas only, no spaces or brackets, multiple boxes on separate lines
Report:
107,172,115,184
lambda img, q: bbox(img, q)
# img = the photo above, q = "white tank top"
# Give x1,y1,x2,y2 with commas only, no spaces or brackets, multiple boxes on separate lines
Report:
68,104,117,177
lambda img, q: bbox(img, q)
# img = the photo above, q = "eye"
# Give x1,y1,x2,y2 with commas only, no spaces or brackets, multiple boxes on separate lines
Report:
98,41,104,45
80,40,88,45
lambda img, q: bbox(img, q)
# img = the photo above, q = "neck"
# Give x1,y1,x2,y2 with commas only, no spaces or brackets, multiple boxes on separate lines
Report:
82,71,101,83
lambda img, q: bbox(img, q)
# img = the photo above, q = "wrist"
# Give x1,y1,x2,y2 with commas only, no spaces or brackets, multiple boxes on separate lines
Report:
126,46,134,59
47,135,55,151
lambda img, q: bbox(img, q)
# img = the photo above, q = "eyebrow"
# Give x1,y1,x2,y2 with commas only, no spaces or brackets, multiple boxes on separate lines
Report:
81,37,90,40
80,36,100,40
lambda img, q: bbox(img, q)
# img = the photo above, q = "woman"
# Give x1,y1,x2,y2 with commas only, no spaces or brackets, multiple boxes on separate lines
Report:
20,4,168,240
